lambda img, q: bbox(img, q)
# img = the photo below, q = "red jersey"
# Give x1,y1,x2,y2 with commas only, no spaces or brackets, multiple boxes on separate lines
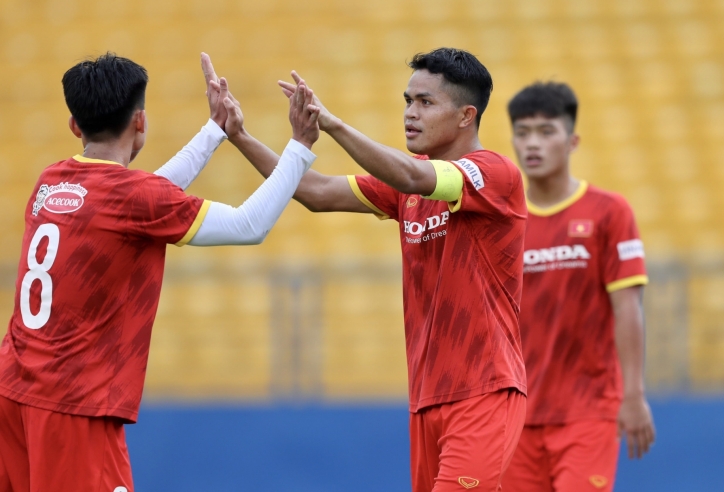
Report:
0,155,208,423
521,181,648,425
350,150,527,412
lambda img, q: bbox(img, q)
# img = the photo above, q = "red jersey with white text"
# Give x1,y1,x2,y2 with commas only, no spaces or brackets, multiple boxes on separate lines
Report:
350,150,527,412
521,181,647,425
0,155,208,423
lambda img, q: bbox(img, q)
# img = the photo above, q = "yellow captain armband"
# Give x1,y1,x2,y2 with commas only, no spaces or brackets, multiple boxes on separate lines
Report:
422,160,464,202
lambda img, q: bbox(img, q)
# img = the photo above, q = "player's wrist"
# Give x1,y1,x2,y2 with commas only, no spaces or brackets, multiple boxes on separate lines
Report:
622,390,646,400
321,114,343,133
227,127,251,147
291,135,314,150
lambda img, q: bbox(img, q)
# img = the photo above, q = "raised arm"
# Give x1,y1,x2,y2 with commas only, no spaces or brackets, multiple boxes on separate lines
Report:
187,80,320,246
153,53,229,190
222,84,371,214
611,285,656,459
279,72,437,196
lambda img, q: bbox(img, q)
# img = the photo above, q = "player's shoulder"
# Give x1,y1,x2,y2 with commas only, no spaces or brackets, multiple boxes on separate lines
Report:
584,182,633,213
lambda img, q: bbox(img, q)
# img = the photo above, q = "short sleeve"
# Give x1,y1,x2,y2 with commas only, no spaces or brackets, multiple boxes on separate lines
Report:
348,175,401,221
125,173,210,246
447,153,526,219
601,196,648,292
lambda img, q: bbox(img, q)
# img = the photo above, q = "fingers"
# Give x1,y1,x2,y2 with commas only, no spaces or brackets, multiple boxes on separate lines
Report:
209,80,221,93
279,80,296,92
294,82,306,113
201,52,219,85
291,70,302,84
219,77,229,101
303,84,314,108
308,105,320,123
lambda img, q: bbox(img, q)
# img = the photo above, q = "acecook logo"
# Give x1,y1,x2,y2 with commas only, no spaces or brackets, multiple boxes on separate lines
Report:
33,182,87,216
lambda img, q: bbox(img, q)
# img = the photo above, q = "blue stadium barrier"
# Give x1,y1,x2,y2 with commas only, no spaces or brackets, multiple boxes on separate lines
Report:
126,396,724,491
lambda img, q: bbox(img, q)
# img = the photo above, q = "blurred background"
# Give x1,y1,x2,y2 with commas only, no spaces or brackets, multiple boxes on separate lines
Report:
1,0,723,490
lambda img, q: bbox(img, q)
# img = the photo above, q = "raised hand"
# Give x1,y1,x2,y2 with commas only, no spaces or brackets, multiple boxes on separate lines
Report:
279,71,337,132
220,79,247,139
288,80,320,149
201,52,228,129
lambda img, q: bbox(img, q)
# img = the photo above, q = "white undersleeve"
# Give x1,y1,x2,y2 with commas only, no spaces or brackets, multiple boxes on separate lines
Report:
153,119,227,191
189,139,315,246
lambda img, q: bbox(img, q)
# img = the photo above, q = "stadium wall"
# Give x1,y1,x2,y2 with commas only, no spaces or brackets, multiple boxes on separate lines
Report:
126,397,724,492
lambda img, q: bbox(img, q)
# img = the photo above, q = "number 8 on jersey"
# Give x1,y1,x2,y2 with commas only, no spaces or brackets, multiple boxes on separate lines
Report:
20,223,60,330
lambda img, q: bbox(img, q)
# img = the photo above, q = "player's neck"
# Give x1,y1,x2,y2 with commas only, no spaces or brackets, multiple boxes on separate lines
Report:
427,135,483,161
527,170,580,209
81,139,133,168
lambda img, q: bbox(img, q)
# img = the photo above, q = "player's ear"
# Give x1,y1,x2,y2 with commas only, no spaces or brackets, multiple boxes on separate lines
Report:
459,105,477,129
134,109,147,134
569,133,580,153
68,116,83,139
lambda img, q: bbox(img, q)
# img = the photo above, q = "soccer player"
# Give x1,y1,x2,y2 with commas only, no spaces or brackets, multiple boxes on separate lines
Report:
0,53,320,491
501,82,656,492
217,48,527,491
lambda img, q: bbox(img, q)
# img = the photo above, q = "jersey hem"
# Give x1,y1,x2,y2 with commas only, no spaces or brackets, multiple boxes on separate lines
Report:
0,384,138,423
409,379,527,413
606,274,649,292
175,199,211,246
524,408,620,426
347,175,390,220
527,180,588,217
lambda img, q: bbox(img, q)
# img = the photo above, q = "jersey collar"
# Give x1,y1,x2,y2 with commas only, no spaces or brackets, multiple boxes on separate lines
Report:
73,154,123,166
527,180,588,217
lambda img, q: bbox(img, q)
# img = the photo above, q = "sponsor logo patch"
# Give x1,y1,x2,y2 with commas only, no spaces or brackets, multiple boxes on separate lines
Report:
617,239,645,261
589,475,608,488
458,477,480,489
523,244,591,273
406,196,419,208
33,182,87,216
568,219,594,237
454,158,484,190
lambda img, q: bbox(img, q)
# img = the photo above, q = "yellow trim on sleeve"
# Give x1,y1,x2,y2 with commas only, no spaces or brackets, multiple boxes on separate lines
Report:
422,160,464,202
346,175,390,220
448,191,464,213
73,154,123,166
175,199,212,247
606,274,649,293
527,180,588,217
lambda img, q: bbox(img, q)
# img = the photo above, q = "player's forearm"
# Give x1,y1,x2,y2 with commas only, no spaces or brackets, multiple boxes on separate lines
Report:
325,120,435,195
613,290,647,398
228,130,280,179
189,139,315,246
154,119,227,190
229,131,338,213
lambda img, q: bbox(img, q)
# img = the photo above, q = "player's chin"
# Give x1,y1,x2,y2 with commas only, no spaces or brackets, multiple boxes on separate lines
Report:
523,166,554,180
405,138,427,156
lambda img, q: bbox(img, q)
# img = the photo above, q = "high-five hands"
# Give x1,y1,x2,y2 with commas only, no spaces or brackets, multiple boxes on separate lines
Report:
279,71,337,132
200,53,245,138
201,53,229,130
288,80,320,150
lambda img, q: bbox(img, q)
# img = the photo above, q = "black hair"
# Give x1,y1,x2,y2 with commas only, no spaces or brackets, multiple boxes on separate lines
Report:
62,52,148,140
408,48,493,127
507,82,578,132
